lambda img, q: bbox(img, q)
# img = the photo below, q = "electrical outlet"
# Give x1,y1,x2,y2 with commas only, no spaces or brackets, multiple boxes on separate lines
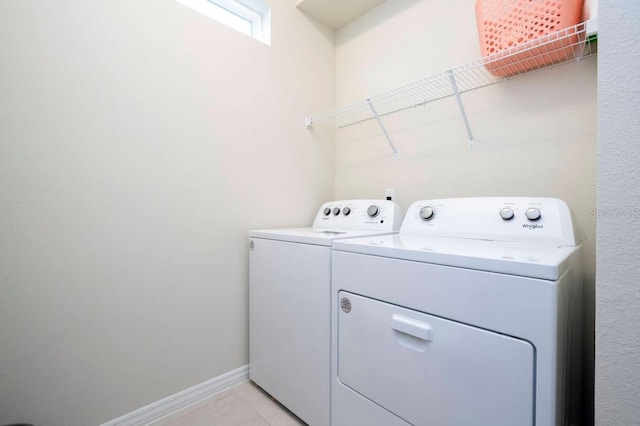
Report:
385,188,395,201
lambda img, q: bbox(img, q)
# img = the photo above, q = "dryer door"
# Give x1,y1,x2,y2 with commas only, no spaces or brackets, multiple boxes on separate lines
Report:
337,291,535,426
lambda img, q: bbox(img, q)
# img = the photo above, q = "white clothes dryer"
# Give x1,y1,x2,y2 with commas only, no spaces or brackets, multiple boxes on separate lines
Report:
249,199,402,426
331,197,582,426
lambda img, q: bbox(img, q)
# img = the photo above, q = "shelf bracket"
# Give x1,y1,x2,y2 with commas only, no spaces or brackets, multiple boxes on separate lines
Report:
447,70,475,146
367,98,398,158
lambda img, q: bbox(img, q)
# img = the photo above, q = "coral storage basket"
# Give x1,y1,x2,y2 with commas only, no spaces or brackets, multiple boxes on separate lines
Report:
475,0,585,77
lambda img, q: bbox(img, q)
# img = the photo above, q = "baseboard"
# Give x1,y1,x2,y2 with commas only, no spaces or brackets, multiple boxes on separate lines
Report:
100,364,250,426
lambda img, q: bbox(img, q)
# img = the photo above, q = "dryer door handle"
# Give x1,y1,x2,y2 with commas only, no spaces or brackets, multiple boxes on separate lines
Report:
391,315,433,341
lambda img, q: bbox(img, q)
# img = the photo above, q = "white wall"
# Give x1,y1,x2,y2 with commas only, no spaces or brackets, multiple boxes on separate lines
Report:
0,1,334,425
596,1,640,424
334,0,597,422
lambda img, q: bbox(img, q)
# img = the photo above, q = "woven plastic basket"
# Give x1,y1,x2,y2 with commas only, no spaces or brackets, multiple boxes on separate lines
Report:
475,0,585,77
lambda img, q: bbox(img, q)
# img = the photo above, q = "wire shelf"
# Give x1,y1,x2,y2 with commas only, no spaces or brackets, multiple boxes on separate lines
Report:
306,22,596,132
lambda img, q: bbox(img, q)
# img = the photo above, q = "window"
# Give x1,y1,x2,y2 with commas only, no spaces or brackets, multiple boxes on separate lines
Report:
176,0,271,45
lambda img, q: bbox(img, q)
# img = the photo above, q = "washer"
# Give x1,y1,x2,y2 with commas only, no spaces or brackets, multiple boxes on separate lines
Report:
331,197,582,426
249,199,402,426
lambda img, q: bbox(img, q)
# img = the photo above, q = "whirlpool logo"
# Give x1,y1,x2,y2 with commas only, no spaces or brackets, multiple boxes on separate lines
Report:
522,223,544,230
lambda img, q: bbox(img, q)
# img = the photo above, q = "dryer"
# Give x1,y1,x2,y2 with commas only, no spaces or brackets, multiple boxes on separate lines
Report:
249,199,402,426
331,197,582,426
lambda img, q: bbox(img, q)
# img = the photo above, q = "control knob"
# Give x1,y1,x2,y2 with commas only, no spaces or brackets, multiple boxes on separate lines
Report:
525,208,542,221
333,207,341,216
499,207,515,221
367,205,379,218
323,207,331,216
342,207,351,216
419,206,435,221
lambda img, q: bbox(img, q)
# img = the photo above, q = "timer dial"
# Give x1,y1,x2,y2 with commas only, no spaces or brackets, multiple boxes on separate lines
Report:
525,208,542,221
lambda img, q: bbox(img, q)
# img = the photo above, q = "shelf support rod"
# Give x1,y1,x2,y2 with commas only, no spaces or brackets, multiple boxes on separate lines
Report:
367,98,398,158
447,70,475,146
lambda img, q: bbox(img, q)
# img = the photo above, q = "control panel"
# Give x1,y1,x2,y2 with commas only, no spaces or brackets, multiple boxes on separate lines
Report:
400,197,577,246
313,200,402,232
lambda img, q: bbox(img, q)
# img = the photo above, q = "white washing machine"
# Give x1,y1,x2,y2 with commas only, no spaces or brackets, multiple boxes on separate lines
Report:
331,197,583,426
249,199,402,426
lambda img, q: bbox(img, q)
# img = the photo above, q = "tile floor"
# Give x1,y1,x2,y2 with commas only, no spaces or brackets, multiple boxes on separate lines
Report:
149,380,306,426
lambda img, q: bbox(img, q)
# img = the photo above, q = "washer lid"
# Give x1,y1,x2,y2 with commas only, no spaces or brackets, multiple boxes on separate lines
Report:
332,234,579,280
249,199,402,246
249,227,398,246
